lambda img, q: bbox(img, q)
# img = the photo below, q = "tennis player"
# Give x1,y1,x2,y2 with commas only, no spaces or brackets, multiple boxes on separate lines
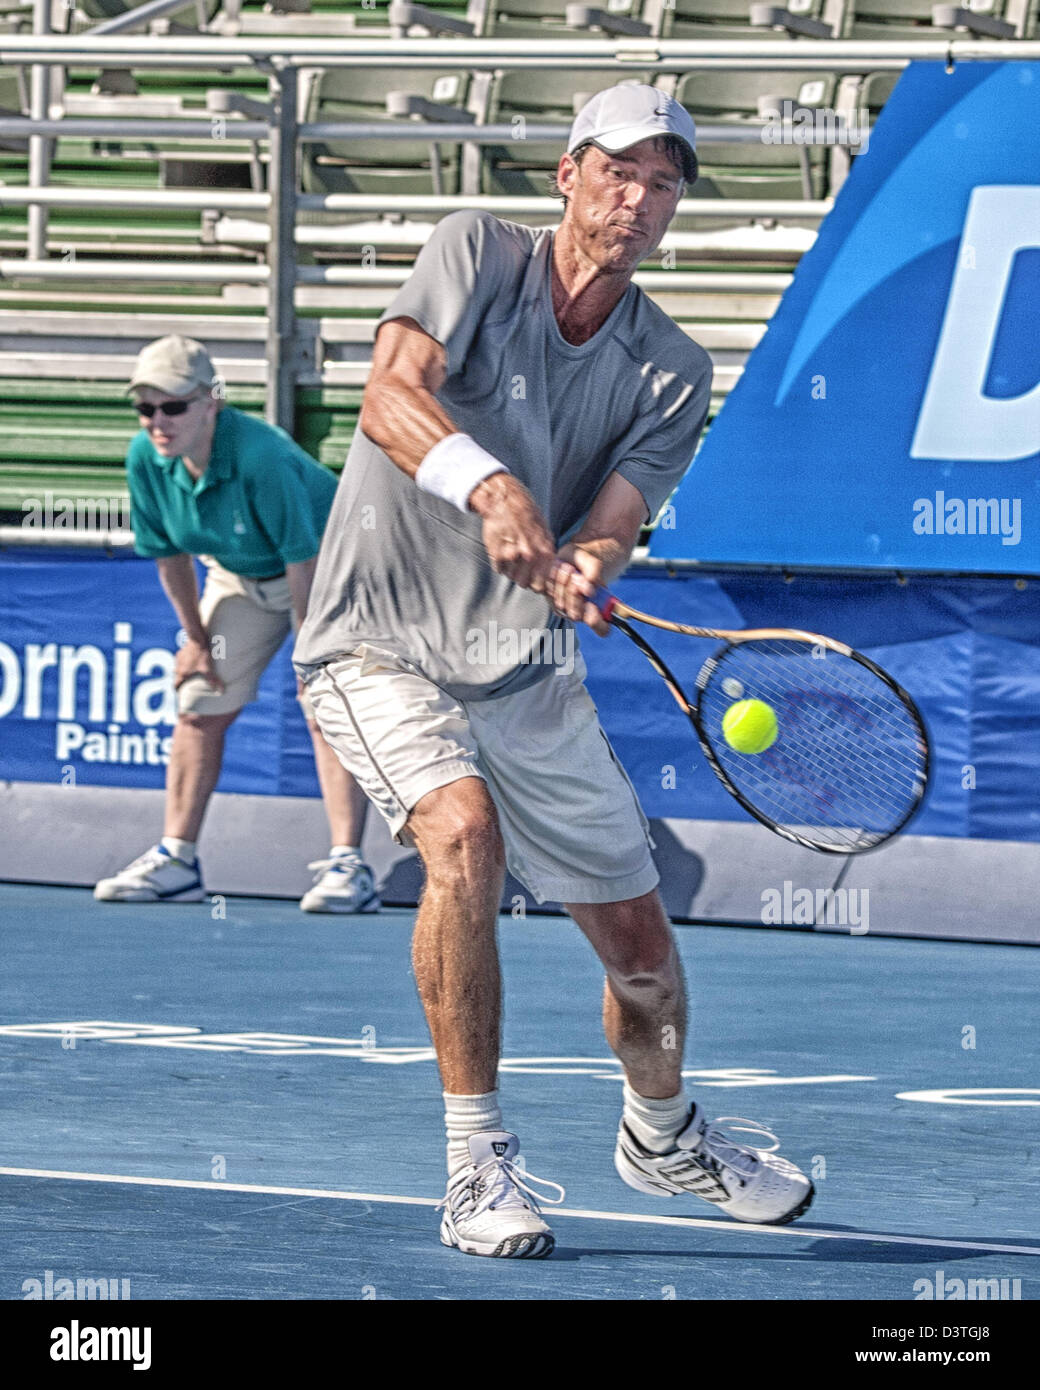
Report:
94,335,378,914
295,86,814,1255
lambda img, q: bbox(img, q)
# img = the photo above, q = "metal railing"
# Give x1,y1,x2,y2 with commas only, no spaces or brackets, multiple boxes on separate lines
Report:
2,34,1036,64
1,27,1035,428
0,189,832,219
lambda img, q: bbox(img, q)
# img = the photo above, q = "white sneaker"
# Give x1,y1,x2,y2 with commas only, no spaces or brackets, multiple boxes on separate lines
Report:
94,844,204,903
299,852,380,914
615,1104,814,1225
438,1132,565,1259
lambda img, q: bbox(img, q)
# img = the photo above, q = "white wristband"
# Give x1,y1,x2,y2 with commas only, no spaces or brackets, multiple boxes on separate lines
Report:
415,433,509,513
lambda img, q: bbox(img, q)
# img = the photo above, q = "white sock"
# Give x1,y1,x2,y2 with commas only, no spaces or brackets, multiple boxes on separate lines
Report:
622,1082,689,1155
330,844,362,859
161,836,196,865
444,1090,504,1175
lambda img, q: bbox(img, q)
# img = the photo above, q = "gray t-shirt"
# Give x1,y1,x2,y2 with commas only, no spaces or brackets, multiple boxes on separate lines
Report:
293,210,712,701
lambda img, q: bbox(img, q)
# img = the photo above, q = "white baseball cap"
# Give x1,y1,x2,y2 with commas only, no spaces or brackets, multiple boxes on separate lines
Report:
128,335,217,396
568,84,698,182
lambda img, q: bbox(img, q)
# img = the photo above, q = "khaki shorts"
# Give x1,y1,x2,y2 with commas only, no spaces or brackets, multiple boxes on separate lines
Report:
178,558,313,720
305,646,659,906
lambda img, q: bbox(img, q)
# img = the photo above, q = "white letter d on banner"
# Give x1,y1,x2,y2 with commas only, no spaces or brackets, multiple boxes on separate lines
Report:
911,186,1040,462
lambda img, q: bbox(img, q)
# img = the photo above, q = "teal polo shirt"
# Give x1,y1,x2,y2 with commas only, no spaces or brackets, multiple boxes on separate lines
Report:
126,407,339,577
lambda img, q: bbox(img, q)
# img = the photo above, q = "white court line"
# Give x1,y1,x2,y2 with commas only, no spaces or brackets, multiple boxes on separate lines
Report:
2,1166,1039,1259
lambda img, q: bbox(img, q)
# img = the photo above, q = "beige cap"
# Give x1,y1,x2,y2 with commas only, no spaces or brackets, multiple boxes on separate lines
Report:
128,335,216,396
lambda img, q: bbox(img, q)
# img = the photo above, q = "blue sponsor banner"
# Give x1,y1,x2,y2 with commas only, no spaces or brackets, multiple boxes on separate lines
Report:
581,569,1040,844
0,548,319,798
652,62,1040,573
4,550,1039,844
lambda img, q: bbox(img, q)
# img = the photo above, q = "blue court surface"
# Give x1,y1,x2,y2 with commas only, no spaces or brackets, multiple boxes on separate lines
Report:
1,882,1037,1305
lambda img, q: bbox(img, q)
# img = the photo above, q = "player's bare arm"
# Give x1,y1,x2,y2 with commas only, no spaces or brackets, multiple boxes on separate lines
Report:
551,471,650,635
360,315,557,592
358,314,453,473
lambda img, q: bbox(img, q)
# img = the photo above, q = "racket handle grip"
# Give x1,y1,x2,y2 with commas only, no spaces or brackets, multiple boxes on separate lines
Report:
590,586,619,621
549,562,618,623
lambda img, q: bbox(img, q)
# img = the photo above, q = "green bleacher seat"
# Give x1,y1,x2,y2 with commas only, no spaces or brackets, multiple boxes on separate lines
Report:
644,0,836,35
0,0,31,36
216,0,399,32
42,55,273,192
302,67,474,197
847,0,1013,37
845,69,899,120
0,69,26,153
484,0,650,37
670,70,837,201
73,0,221,24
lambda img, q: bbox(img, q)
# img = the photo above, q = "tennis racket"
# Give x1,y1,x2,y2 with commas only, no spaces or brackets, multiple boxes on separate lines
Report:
589,588,930,855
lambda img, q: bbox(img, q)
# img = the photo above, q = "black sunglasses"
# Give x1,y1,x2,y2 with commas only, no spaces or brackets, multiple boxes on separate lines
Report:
134,396,202,419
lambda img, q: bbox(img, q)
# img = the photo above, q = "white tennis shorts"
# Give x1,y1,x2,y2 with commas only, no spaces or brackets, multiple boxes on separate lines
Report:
305,645,659,906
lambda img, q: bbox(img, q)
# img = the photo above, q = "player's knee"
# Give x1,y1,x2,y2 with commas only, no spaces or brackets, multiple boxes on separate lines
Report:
410,783,504,877
436,814,505,878
607,938,681,996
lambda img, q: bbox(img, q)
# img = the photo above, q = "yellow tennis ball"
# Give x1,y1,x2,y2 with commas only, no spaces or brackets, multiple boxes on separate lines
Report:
721,699,778,754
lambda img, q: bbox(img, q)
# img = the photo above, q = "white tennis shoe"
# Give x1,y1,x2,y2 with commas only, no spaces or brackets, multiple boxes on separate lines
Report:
299,852,380,914
438,1132,565,1258
94,844,204,903
615,1103,814,1224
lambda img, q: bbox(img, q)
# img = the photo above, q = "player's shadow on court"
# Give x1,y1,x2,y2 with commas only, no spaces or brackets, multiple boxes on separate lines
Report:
647,821,705,917
546,1244,816,1263
377,820,704,919
549,1241,1000,1265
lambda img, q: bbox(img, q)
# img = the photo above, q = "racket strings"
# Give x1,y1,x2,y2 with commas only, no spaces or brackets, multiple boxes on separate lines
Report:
698,640,927,851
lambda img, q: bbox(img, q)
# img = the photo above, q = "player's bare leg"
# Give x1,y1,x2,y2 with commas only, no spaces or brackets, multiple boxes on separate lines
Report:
407,777,561,1256
566,889,686,1098
164,709,240,841
571,890,813,1223
406,776,505,1095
